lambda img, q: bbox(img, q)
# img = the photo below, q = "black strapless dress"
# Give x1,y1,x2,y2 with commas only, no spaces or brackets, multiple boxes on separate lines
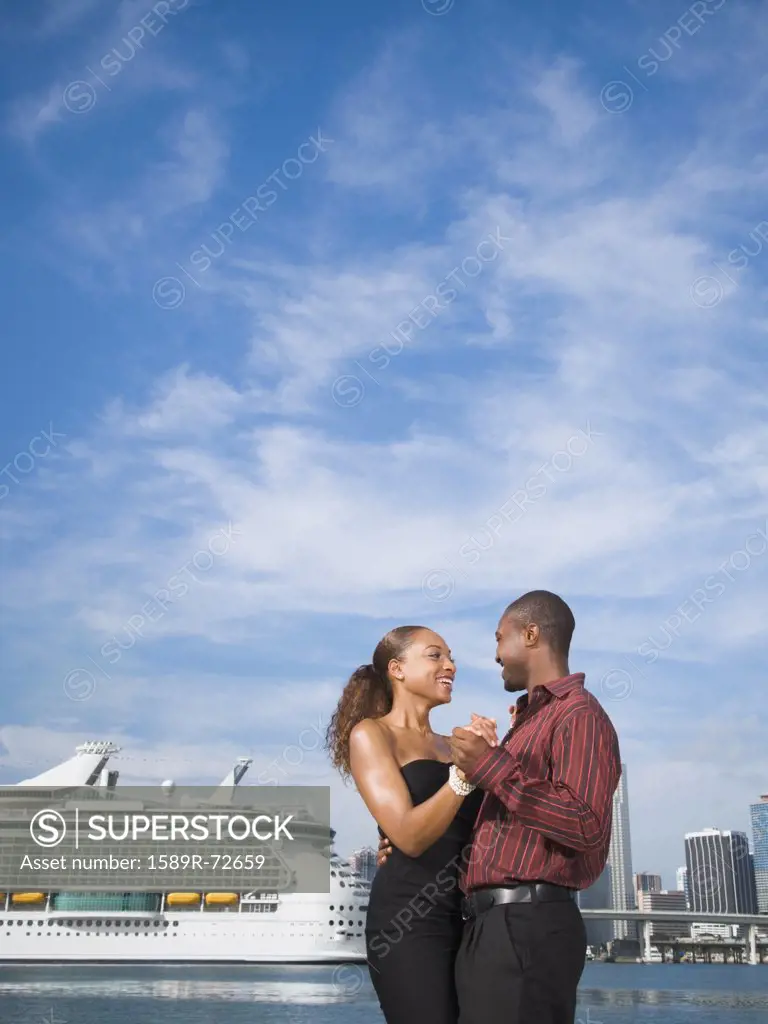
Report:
365,760,484,1024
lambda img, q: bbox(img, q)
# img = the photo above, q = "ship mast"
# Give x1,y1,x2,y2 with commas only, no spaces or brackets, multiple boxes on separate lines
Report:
15,740,120,787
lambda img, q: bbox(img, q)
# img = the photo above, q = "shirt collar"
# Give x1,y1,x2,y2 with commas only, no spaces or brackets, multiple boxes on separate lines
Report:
515,672,585,710
542,672,585,698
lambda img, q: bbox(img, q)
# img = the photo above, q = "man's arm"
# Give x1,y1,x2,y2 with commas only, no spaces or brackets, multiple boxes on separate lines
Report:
463,707,620,852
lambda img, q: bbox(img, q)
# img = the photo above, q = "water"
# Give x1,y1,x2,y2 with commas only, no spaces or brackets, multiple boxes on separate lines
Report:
0,963,767,1023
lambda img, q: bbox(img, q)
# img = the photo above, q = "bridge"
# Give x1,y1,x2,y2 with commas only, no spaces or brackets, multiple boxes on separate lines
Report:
579,909,768,966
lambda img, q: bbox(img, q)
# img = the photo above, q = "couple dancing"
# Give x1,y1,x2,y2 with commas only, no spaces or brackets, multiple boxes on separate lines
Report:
326,590,621,1024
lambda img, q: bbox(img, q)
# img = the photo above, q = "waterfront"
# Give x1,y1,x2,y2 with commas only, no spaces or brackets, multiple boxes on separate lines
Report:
0,964,767,1023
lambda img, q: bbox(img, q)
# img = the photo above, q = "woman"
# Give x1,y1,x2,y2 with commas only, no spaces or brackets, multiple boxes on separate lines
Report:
325,625,497,1024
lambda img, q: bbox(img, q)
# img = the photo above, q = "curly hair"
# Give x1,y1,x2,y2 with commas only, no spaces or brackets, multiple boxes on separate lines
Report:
325,625,426,780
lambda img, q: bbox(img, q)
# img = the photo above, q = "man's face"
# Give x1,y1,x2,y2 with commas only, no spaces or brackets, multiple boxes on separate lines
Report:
495,614,529,692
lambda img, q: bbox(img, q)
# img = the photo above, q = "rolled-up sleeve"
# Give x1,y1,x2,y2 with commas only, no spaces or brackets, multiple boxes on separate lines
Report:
465,709,620,853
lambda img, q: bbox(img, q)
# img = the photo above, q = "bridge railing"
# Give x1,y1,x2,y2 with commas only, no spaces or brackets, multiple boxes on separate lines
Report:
578,909,768,965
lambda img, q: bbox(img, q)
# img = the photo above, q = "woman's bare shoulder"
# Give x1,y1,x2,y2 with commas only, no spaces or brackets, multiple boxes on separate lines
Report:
350,717,393,751
349,719,401,782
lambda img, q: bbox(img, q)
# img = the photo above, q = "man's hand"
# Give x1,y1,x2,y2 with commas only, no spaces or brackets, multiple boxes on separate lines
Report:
376,833,392,868
450,726,491,777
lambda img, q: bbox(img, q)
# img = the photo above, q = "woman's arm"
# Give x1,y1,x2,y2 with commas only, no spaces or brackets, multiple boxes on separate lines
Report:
349,720,467,858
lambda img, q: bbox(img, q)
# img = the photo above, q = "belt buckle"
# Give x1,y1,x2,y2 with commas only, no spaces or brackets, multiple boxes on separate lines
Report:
462,895,478,921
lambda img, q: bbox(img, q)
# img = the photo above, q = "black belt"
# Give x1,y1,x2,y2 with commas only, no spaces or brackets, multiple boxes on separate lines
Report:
461,883,575,921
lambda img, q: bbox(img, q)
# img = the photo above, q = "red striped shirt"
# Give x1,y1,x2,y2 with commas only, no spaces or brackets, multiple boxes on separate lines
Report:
462,673,621,893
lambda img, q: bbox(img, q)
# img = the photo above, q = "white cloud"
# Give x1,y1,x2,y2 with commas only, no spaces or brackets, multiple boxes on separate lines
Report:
7,82,71,143
529,56,600,145
323,29,456,199
55,108,227,263
5,46,767,637
37,0,103,36
7,2,196,144
106,366,244,437
3,12,768,888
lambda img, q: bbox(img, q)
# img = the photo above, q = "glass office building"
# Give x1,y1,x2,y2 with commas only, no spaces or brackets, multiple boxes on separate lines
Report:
750,796,768,914
684,828,756,915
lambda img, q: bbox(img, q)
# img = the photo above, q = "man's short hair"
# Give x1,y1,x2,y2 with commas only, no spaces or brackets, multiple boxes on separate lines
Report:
502,590,575,656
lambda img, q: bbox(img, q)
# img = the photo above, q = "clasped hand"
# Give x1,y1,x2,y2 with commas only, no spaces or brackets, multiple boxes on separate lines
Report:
450,712,498,780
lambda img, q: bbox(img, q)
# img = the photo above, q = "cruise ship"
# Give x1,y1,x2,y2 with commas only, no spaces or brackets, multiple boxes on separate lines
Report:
0,742,369,963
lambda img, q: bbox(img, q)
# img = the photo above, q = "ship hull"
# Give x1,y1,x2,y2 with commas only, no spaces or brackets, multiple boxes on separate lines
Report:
0,893,368,964
0,910,367,963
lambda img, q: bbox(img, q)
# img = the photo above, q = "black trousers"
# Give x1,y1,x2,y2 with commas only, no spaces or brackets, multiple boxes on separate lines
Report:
366,918,463,1023
455,897,587,1024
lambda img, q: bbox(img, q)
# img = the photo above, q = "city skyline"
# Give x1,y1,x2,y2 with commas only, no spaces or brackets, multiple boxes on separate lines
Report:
345,770,767,930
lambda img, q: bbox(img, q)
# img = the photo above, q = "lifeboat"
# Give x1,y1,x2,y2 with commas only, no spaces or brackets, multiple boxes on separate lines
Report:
165,892,201,906
11,892,46,904
204,892,239,905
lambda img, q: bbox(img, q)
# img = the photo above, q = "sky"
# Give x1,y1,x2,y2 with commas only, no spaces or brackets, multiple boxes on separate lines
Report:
1,0,767,892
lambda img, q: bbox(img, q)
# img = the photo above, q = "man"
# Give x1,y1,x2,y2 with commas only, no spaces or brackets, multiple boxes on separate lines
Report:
377,590,621,1024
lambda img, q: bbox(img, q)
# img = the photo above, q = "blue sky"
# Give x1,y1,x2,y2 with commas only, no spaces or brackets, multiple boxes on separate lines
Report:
1,0,767,889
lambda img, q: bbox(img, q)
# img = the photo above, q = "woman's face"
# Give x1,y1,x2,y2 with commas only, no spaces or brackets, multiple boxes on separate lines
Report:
390,629,456,705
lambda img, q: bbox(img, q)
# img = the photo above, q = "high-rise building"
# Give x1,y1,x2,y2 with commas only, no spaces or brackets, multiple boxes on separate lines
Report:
684,828,757,915
349,845,377,882
633,872,662,907
607,763,635,939
637,890,688,940
750,796,768,914
576,863,613,948
676,866,690,909
748,853,759,913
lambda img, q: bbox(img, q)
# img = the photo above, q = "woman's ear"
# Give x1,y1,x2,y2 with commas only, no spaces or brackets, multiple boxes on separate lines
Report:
388,658,404,681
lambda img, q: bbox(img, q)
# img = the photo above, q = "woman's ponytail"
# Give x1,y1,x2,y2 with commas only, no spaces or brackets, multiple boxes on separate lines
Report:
325,662,393,779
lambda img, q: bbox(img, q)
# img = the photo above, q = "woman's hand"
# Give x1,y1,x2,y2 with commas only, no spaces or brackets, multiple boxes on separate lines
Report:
465,712,498,747
449,715,498,781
